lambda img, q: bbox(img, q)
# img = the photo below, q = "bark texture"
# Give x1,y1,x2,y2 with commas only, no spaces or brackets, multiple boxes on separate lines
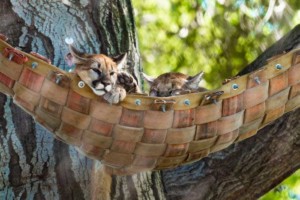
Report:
0,1,163,200
0,0,300,200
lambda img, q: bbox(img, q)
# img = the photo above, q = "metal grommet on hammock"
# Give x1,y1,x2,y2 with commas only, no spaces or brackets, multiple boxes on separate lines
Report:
184,99,191,106
31,62,38,69
275,63,283,70
232,83,239,90
78,81,85,88
135,99,141,106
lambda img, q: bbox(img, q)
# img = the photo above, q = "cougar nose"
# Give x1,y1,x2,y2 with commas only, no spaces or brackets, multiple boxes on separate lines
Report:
102,79,111,87
158,92,168,97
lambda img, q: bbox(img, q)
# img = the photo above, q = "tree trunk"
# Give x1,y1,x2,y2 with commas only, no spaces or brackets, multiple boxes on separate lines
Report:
0,1,162,199
0,1,300,200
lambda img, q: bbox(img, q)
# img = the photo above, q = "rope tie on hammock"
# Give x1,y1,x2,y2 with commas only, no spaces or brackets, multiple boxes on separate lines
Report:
153,99,176,112
0,33,299,175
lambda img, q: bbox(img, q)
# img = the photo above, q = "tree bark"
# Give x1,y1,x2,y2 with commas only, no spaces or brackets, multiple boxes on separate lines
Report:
0,1,162,200
0,1,300,200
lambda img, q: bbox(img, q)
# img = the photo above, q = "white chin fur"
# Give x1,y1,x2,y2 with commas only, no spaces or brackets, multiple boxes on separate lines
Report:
105,85,112,92
92,89,106,96
95,83,104,90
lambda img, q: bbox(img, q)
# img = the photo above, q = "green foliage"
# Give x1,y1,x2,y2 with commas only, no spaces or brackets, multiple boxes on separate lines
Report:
132,0,300,89
260,170,300,200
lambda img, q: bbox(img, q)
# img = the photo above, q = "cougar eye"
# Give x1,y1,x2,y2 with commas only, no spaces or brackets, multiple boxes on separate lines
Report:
110,71,115,76
149,90,158,97
92,68,102,76
91,62,101,69
172,90,181,95
92,68,100,73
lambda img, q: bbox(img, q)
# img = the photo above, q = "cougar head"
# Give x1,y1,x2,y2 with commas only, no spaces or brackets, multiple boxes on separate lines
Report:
142,71,205,97
66,45,126,96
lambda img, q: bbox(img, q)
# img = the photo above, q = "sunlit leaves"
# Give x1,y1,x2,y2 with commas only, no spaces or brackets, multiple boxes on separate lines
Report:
133,0,299,89
260,170,300,200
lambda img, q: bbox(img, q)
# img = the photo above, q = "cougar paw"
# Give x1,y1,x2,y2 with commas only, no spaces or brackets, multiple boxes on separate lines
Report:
117,72,140,93
103,86,126,104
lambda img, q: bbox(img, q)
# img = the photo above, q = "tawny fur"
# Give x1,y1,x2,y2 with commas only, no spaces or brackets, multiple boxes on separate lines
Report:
66,45,140,104
143,71,206,97
91,163,112,200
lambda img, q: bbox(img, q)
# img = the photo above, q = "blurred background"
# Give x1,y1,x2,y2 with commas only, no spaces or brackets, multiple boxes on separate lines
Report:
133,0,299,89
131,0,300,199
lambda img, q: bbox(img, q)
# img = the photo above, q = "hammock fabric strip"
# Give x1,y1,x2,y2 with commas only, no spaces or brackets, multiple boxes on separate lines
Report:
0,35,299,175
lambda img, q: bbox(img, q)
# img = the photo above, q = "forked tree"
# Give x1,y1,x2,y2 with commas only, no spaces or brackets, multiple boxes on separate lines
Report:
0,1,299,199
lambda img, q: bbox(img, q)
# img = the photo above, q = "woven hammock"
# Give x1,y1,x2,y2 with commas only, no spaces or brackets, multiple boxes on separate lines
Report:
0,35,299,175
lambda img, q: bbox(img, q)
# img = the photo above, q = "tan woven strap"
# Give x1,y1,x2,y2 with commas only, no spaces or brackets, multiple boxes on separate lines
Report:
0,37,299,175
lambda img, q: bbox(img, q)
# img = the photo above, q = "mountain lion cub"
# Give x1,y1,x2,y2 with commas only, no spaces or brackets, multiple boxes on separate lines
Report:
142,71,206,97
66,44,140,104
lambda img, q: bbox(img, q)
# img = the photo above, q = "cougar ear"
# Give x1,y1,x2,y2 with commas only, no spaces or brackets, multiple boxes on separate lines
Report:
186,71,204,89
112,53,127,70
142,72,155,86
67,44,89,66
